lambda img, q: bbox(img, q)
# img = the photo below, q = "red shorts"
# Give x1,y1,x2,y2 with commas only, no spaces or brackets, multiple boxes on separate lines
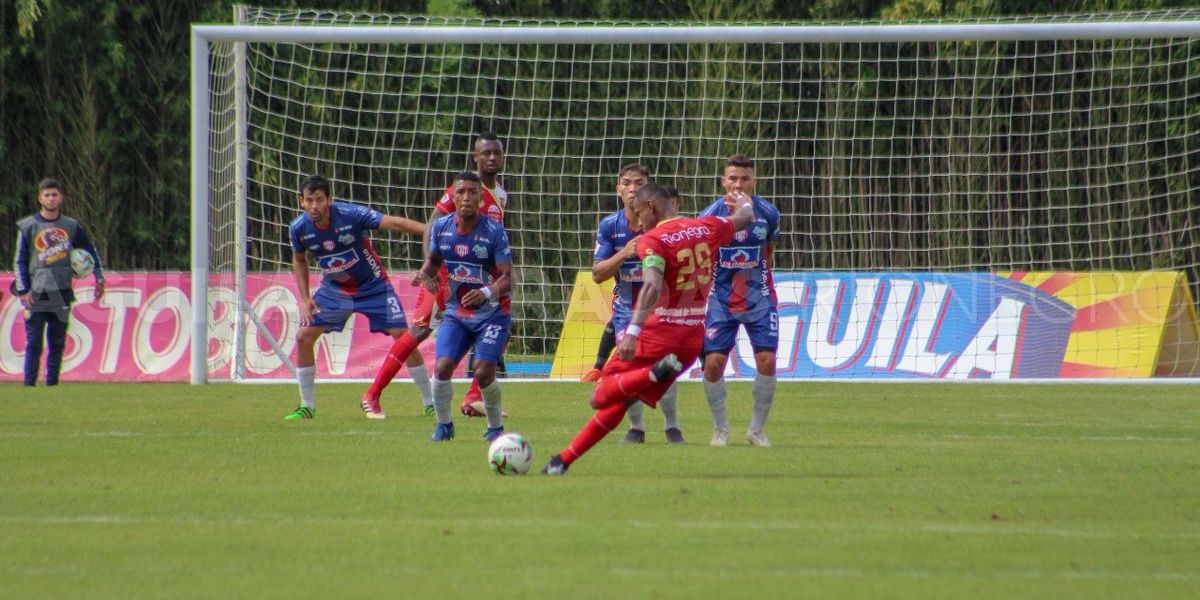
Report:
411,274,449,328
600,323,702,407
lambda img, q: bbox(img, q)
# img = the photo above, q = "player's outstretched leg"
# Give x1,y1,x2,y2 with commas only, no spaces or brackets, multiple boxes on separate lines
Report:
362,331,428,418
592,354,683,410
543,401,629,476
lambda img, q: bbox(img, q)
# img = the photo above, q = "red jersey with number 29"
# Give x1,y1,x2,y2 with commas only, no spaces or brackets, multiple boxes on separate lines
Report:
636,215,736,329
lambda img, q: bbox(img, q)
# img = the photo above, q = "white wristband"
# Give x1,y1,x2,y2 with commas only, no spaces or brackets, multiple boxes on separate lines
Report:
480,286,494,300
625,324,642,338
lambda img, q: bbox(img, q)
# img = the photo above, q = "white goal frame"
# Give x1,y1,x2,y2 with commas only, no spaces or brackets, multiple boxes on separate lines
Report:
190,21,1200,385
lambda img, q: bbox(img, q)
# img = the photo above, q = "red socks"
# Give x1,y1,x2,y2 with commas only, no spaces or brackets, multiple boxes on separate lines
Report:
561,402,628,465
367,331,421,397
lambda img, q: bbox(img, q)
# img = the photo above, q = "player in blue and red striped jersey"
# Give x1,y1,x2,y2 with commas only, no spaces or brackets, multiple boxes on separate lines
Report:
362,133,509,418
589,164,685,444
699,155,782,447
412,171,514,442
542,183,756,475
285,175,427,420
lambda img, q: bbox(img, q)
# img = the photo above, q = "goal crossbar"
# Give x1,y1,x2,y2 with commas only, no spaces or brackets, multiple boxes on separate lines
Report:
192,22,1200,44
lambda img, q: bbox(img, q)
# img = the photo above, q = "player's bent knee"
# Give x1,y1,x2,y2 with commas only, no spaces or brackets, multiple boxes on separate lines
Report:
473,362,497,387
703,352,729,381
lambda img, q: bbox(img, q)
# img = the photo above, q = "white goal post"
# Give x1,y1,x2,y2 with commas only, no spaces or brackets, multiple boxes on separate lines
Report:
191,17,1200,384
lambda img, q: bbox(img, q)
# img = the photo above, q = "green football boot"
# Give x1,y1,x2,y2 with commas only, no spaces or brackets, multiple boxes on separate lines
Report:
284,405,315,420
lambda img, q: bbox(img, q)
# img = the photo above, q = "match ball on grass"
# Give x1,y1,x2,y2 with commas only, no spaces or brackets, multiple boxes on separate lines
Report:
488,433,533,475
70,248,95,279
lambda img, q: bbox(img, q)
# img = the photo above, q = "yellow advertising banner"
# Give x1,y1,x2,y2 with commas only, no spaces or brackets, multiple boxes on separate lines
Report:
550,270,1200,379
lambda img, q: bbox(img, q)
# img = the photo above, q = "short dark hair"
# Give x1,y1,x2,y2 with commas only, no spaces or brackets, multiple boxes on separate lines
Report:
725,154,754,170
664,185,681,200
38,178,64,193
475,132,503,151
634,182,671,204
454,171,482,184
618,163,649,180
299,175,331,196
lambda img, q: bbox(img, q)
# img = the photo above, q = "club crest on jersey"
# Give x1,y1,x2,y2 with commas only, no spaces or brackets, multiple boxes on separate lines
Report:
338,233,355,245
455,244,470,257
322,240,336,251
735,229,749,242
472,244,488,259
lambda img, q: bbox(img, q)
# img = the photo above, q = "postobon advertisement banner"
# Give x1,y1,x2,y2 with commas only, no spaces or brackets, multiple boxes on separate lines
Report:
551,271,1200,379
0,273,445,382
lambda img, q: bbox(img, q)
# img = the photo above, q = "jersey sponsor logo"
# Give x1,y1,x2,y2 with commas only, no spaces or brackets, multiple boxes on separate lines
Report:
487,205,502,219
447,262,485,284
719,246,762,269
300,233,316,241
316,248,360,274
308,245,320,251
34,227,70,264
336,225,353,233
338,233,355,245
455,244,470,257
753,225,768,240
706,326,719,339
658,225,713,244
322,240,336,251
472,244,489,259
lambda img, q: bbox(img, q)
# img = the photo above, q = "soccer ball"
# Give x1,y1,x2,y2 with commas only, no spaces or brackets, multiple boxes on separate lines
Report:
488,433,533,475
70,248,95,279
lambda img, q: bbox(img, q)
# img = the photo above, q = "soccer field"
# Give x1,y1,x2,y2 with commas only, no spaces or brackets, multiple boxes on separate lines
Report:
1,382,1197,598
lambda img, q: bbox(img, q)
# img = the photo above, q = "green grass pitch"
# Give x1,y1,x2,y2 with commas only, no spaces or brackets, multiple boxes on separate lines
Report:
2,381,1198,598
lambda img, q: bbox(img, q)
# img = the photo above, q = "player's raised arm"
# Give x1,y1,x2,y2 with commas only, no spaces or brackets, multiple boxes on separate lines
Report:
379,214,426,236
729,192,756,232
591,215,639,285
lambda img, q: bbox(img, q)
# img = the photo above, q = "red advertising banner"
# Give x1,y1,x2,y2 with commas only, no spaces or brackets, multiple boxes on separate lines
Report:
0,272,445,382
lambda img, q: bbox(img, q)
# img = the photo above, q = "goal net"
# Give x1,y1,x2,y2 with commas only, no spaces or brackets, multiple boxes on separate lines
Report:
194,8,1200,383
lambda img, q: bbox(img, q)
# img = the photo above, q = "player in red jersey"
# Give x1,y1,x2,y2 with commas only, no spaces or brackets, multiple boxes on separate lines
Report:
361,133,509,416
542,182,756,475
